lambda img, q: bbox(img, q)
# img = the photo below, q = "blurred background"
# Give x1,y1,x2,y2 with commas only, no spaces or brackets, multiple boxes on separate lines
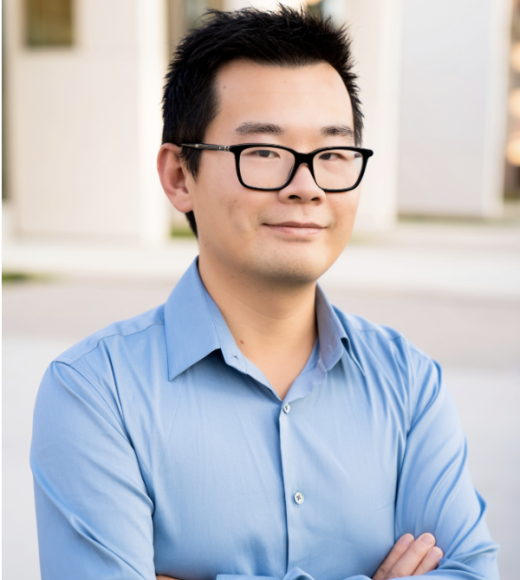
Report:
2,0,520,579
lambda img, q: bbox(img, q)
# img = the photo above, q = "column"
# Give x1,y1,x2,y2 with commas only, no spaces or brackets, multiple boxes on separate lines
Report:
5,0,170,243
397,0,510,217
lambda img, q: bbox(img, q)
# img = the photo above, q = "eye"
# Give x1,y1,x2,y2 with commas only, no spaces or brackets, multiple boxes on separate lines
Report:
317,151,359,162
319,152,334,161
243,148,281,160
254,149,277,158
318,152,341,161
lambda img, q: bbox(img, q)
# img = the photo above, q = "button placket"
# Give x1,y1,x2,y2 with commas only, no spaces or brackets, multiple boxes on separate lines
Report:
279,396,308,570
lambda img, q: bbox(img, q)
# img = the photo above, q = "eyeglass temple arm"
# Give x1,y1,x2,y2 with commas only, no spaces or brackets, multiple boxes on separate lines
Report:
179,143,231,152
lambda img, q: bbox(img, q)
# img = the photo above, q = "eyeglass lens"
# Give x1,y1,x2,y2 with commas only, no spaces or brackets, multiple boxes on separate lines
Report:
239,147,364,190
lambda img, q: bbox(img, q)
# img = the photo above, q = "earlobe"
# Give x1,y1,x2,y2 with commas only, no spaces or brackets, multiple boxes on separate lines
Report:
157,144,194,213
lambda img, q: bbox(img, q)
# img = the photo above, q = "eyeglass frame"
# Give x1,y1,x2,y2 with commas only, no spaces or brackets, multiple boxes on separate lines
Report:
179,143,374,193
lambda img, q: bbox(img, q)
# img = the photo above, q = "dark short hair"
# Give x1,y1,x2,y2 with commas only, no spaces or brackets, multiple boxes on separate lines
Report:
162,5,363,236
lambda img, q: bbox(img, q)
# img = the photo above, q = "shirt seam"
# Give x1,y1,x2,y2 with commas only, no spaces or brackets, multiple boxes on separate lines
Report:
354,327,432,365
387,333,432,435
355,329,421,429
57,321,166,366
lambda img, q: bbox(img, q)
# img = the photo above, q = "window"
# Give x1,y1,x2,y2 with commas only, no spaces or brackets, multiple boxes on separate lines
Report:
25,0,73,47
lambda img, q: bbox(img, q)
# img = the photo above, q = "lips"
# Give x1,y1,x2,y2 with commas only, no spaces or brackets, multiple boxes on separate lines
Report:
263,221,325,237
266,221,324,229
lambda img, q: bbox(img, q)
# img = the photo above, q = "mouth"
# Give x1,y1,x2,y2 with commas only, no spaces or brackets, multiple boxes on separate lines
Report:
263,221,326,236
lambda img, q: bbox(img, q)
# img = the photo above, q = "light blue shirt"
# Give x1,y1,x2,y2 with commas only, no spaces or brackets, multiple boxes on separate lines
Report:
31,260,499,580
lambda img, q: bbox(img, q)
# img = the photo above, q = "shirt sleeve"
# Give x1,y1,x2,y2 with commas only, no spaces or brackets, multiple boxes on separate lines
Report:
218,350,499,580
391,350,499,579
30,361,156,580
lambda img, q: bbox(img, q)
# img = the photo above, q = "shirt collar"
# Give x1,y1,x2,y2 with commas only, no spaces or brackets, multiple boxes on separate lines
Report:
164,259,221,381
164,259,364,381
315,285,365,376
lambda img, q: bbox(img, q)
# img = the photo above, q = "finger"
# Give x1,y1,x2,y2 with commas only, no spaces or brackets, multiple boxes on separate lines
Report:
413,546,444,576
372,534,415,580
387,533,436,578
156,576,179,579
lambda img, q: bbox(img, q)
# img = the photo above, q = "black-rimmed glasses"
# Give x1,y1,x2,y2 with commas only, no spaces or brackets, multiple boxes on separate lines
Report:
179,143,374,192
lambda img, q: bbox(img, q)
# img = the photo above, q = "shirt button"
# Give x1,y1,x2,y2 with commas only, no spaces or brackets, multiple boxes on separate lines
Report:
283,403,291,414
294,491,304,505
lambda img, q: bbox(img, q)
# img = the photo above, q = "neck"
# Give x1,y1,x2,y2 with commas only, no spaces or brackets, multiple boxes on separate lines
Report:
198,255,318,400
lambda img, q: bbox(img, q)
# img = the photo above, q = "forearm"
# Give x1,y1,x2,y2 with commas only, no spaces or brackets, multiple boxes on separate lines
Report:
154,516,494,580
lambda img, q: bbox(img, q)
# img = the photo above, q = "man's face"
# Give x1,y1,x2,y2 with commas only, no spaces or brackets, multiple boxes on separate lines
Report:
186,60,360,286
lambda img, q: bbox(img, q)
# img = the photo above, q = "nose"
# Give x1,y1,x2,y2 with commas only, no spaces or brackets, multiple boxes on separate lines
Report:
278,163,326,204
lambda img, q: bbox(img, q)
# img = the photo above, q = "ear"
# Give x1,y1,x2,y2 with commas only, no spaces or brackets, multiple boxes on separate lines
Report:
157,143,194,213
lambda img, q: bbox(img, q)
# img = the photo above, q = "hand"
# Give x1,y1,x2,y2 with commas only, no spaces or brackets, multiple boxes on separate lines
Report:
157,576,177,579
373,533,444,579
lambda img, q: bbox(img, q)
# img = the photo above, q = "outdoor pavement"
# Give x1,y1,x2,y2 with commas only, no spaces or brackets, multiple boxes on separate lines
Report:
3,218,520,580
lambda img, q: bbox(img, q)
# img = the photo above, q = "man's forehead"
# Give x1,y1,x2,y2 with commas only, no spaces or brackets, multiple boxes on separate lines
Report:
210,60,354,139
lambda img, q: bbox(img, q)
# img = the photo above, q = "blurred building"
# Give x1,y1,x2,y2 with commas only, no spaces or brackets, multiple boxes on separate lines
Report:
2,0,513,244
505,0,520,198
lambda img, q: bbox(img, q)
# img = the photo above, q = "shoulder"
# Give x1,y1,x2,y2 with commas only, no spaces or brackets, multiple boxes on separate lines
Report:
332,306,440,402
331,307,446,431
54,304,166,368
35,305,167,428
333,306,428,360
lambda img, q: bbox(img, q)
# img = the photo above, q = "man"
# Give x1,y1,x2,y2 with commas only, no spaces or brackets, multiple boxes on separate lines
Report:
31,7,499,580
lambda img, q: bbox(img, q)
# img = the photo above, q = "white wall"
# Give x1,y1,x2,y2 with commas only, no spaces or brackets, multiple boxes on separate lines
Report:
397,0,510,217
5,0,170,242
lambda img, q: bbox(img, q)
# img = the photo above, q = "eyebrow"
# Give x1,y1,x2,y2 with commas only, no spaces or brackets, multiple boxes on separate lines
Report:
234,122,355,140
235,122,284,135
321,125,355,140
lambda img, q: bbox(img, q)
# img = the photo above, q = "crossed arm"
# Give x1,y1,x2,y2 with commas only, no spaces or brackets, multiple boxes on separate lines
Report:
157,533,444,580
31,357,498,579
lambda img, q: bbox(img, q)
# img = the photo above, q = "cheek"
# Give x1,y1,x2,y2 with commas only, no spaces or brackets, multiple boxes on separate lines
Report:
224,197,247,231
194,162,255,239
331,192,360,231
194,157,233,214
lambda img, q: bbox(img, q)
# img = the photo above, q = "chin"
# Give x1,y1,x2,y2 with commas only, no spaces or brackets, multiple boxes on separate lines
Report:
254,255,330,287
